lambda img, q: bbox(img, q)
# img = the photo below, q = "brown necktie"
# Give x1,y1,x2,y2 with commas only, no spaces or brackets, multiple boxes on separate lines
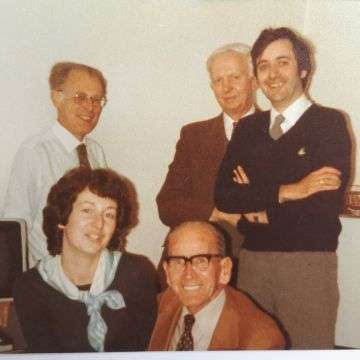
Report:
231,121,239,136
176,314,195,351
270,114,285,140
76,143,91,168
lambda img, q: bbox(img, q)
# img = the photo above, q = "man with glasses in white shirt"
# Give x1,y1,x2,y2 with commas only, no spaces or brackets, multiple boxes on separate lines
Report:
148,221,284,351
2,62,107,266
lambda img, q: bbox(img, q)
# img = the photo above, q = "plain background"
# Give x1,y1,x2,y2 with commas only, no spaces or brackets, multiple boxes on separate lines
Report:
0,0,360,351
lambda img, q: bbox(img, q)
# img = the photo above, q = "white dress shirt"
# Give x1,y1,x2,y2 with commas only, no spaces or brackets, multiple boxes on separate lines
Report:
2,121,107,266
224,106,255,140
170,289,226,350
270,95,312,134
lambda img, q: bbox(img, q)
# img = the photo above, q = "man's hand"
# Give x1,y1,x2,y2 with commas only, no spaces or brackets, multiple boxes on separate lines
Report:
209,207,241,227
243,211,269,224
232,166,269,224
233,166,250,184
279,166,342,203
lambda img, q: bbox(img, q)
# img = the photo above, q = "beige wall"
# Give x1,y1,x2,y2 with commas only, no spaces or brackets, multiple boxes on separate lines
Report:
303,1,360,347
305,0,360,181
0,0,359,347
0,0,307,262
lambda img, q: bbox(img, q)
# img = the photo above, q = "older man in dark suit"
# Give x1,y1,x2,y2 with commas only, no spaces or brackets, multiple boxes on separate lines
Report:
148,221,285,351
156,43,257,286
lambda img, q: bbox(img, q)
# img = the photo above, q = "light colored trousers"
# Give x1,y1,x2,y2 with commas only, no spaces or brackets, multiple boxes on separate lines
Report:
237,249,339,349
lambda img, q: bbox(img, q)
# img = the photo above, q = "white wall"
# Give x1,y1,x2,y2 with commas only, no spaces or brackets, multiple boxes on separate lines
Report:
0,0,307,263
303,0,360,347
1,0,359,347
304,0,360,182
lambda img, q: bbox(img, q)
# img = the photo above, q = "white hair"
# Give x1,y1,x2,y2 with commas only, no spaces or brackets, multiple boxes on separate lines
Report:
206,42,253,75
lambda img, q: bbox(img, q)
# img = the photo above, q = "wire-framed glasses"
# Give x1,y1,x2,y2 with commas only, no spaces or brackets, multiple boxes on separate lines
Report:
61,91,107,108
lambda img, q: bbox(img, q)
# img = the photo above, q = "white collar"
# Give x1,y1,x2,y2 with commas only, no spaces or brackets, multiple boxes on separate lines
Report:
52,121,86,153
270,95,312,132
181,288,225,331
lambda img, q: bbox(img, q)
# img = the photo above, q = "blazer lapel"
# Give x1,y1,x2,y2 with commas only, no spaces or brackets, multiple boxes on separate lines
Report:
206,114,228,159
161,306,182,350
214,114,228,146
208,287,240,350
149,289,182,350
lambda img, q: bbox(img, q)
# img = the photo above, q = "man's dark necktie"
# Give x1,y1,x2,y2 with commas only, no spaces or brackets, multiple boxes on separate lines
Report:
76,143,91,168
176,314,195,351
231,120,239,138
270,114,285,140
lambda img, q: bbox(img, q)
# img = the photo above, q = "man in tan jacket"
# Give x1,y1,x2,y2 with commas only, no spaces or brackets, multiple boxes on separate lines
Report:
148,221,285,350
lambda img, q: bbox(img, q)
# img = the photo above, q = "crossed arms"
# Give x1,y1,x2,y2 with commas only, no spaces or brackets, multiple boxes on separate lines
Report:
213,110,351,227
211,165,343,225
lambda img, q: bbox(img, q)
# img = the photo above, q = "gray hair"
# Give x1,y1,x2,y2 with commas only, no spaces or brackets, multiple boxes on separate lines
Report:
206,42,253,75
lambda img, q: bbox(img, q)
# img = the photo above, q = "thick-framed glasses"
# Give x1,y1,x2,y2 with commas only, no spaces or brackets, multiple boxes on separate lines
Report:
165,253,222,272
60,91,107,108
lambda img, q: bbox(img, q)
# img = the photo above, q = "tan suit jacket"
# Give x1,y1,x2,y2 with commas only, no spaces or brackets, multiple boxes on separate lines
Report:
148,286,285,350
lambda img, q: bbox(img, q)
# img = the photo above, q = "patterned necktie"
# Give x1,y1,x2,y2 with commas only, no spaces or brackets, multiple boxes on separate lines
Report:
76,143,91,168
176,314,195,351
270,114,285,140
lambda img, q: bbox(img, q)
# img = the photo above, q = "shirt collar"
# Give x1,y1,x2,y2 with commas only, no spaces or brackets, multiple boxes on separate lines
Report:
181,288,225,327
52,121,86,153
224,106,255,140
270,94,312,130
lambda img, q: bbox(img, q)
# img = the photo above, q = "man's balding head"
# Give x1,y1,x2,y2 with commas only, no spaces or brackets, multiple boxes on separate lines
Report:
163,221,232,314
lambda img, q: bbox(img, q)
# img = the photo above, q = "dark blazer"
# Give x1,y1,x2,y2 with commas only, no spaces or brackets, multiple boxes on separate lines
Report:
156,115,228,228
148,286,285,350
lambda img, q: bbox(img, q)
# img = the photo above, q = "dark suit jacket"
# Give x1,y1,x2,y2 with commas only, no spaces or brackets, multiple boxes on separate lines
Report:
156,115,228,228
148,286,285,350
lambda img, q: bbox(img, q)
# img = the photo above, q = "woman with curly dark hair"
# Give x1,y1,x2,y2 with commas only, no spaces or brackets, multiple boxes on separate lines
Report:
13,167,157,353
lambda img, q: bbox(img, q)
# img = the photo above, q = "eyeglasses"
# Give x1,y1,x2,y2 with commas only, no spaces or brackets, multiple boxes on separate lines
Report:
165,254,223,272
60,91,107,108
